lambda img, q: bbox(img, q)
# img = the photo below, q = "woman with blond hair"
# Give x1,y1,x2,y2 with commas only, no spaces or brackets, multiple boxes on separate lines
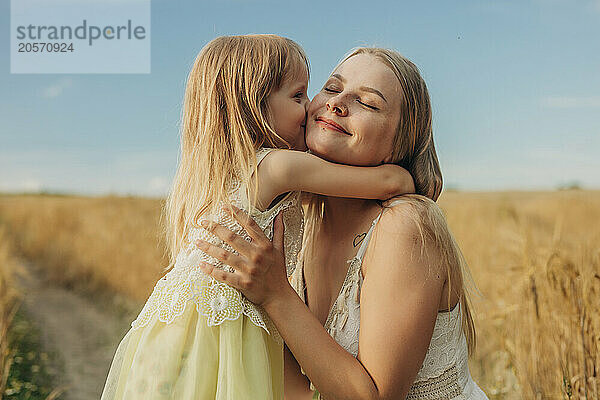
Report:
197,47,489,399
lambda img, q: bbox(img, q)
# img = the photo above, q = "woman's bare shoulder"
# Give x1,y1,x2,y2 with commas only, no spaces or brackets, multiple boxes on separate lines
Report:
378,194,441,235
363,194,446,276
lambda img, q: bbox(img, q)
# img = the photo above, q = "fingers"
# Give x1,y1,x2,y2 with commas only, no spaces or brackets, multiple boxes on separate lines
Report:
198,261,244,289
226,205,272,248
196,239,246,271
199,219,254,257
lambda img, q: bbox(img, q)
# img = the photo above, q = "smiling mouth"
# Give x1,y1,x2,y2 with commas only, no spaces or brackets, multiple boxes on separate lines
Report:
315,117,351,135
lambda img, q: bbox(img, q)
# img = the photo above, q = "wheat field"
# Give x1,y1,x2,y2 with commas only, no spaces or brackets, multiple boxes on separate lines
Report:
0,195,168,303
0,190,598,398
0,225,24,395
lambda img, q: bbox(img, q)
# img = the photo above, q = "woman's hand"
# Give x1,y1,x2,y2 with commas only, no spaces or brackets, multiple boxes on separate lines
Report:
195,205,292,308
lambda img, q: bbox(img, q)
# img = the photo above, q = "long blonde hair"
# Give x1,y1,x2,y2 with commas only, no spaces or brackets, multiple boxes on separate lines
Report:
163,34,309,271
301,47,477,354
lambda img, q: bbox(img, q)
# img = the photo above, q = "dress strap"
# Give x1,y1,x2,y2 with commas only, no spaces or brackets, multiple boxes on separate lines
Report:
355,208,385,261
355,198,407,261
255,147,276,167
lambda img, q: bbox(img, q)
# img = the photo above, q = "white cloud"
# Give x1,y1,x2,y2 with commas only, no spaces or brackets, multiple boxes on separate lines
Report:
0,178,43,193
147,176,170,196
0,148,176,197
41,78,73,99
541,96,600,109
21,179,43,192
440,144,600,191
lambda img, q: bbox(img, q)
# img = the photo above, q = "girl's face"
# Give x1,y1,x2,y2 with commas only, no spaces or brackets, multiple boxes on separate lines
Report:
305,54,403,166
267,68,309,151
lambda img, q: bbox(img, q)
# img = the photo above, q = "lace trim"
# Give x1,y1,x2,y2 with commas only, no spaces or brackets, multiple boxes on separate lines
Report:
323,256,362,338
312,365,464,400
323,215,380,336
130,189,302,344
406,365,462,400
130,267,283,340
312,360,465,400
253,191,304,277
416,304,463,380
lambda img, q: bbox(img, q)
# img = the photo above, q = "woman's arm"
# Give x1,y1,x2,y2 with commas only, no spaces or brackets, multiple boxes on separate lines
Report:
353,203,446,398
258,149,414,201
263,270,381,400
284,344,314,400
195,205,446,400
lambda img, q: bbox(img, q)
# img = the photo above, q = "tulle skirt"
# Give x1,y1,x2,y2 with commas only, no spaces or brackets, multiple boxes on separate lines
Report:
100,301,284,400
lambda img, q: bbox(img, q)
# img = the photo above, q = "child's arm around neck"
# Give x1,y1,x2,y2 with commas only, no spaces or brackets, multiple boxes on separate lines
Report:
254,149,415,210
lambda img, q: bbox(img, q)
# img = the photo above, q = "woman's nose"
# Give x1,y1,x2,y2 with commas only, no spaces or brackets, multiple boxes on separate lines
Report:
326,97,348,116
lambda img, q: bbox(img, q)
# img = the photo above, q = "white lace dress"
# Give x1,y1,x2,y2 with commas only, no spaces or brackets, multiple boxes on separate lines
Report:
289,199,488,400
101,147,303,400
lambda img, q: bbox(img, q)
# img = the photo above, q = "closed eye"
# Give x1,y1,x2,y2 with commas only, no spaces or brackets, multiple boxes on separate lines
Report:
357,99,379,111
325,87,378,110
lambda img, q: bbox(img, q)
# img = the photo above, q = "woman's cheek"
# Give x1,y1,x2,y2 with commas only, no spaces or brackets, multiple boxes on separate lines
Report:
305,122,325,155
305,125,341,163
297,103,307,124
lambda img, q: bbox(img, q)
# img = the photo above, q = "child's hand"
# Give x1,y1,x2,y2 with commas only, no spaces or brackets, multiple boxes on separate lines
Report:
379,164,415,200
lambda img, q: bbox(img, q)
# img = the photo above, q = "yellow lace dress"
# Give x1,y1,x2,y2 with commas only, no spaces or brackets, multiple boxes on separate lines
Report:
101,147,304,400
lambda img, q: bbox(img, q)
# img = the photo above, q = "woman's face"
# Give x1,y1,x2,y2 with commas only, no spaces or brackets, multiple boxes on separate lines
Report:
306,53,402,166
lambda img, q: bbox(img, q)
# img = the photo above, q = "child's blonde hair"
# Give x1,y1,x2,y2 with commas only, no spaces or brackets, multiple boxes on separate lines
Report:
301,47,477,354
164,34,309,271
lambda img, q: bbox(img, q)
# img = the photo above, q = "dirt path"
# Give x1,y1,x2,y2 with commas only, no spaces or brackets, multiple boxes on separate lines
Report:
18,260,140,400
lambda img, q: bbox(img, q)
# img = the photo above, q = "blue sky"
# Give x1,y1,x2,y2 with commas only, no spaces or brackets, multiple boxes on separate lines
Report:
1,0,599,196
